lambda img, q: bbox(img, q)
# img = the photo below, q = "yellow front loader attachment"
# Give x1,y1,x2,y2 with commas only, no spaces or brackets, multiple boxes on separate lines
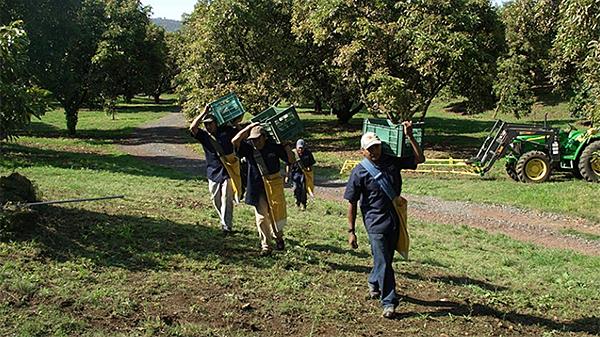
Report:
340,158,483,176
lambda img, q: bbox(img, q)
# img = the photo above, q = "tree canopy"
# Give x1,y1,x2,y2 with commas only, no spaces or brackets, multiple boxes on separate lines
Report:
176,0,301,117
0,21,47,141
2,0,600,130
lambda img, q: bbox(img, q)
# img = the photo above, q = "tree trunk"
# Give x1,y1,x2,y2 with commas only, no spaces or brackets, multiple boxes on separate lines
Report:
65,106,79,136
335,102,365,124
153,93,161,104
314,97,322,114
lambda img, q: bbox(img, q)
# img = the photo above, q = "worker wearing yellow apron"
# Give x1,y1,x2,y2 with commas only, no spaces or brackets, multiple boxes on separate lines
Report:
190,108,242,236
232,122,296,257
285,139,316,211
344,124,425,319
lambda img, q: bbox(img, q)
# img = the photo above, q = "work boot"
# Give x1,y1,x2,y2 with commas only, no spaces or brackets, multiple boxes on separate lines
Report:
300,204,306,211
259,249,271,257
382,306,395,319
221,227,232,236
275,238,285,251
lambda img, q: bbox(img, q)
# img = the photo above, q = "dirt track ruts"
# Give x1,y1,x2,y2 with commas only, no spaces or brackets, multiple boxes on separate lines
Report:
118,110,600,256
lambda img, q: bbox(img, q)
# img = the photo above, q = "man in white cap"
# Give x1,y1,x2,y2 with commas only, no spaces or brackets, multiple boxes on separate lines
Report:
232,122,296,256
344,121,425,318
285,139,316,211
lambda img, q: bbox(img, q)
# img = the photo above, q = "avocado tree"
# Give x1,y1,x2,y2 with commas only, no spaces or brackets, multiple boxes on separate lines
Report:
551,0,600,125
176,0,301,117
145,26,179,104
0,21,47,141
493,0,560,118
1,0,106,135
92,0,159,112
292,0,504,123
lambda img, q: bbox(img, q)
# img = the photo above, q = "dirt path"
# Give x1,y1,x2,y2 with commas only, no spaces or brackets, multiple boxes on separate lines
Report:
118,111,600,256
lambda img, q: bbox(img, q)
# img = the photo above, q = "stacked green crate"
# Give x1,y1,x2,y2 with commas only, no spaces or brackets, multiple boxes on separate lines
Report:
252,106,303,144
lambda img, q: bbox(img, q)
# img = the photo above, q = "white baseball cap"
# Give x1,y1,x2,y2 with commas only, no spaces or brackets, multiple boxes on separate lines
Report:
361,132,382,149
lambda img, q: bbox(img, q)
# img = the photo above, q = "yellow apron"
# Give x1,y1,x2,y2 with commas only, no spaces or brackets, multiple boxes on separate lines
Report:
220,153,243,204
392,196,409,260
262,172,287,231
302,167,315,197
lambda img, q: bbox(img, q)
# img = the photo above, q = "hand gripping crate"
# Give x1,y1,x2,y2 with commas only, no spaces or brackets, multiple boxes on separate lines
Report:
253,106,303,144
362,118,424,157
209,93,245,126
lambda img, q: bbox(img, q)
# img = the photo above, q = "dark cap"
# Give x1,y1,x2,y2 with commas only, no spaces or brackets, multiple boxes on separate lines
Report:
202,114,216,123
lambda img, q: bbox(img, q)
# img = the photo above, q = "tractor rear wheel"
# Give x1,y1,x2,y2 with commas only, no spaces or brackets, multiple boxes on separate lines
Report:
516,151,551,183
578,140,600,183
505,162,520,181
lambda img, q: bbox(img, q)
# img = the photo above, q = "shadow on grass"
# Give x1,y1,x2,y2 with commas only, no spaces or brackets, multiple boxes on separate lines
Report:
2,142,203,180
398,295,599,335
8,205,273,271
401,272,508,292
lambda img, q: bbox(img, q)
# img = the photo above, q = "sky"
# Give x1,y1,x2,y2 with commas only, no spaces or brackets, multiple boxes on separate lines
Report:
143,0,509,22
142,0,197,21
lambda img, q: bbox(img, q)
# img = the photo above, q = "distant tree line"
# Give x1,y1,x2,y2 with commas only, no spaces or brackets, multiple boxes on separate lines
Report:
151,18,183,33
2,0,600,140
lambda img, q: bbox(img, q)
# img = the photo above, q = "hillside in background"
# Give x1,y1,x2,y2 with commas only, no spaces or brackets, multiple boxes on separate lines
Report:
151,18,182,32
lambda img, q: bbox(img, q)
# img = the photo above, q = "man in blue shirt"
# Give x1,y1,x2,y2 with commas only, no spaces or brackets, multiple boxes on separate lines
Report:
190,104,240,236
344,122,425,319
232,122,295,256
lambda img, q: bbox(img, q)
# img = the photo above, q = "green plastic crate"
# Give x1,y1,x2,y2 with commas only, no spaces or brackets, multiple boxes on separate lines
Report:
250,106,280,123
260,106,303,144
362,119,424,157
209,93,245,126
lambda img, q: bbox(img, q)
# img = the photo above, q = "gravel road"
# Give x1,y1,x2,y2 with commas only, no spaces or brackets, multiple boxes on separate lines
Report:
118,111,600,256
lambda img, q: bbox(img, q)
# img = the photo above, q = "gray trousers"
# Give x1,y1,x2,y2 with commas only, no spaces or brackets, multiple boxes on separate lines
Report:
208,178,233,230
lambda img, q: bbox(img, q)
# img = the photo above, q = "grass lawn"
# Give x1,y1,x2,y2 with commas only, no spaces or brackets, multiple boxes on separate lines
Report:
1,97,599,336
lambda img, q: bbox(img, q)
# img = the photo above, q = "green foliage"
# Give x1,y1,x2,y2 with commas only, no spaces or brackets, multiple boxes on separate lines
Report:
493,0,560,119
295,0,504,123
92,0,161,106
0,21,47,141
551,0,600,125
177,0,300,118
1,0,107,135
493,54,534,118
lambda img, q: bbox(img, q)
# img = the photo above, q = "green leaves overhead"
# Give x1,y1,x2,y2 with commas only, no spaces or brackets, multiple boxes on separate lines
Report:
296,0,503,122
552,0,600,124
177,0,300,117
0,21,48,141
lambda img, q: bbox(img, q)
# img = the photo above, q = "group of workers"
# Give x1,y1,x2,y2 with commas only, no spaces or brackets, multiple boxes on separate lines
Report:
189,102,425,319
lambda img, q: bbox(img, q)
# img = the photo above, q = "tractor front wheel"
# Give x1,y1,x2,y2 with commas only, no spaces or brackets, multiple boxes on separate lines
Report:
578,140,600,183
516,151,551,183
505,162,520,181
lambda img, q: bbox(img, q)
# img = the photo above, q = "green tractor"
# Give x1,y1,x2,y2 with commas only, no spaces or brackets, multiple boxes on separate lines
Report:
467,119,600,183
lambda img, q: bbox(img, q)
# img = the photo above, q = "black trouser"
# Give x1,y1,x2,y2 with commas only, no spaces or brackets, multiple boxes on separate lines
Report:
292,179,307,206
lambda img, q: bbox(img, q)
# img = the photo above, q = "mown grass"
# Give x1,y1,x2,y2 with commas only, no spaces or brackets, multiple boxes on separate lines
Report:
1,97,599,336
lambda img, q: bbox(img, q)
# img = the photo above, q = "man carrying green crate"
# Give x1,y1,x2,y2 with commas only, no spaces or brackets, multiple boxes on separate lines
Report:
344,121,425,319
232,122,296,257
190,104,242,236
